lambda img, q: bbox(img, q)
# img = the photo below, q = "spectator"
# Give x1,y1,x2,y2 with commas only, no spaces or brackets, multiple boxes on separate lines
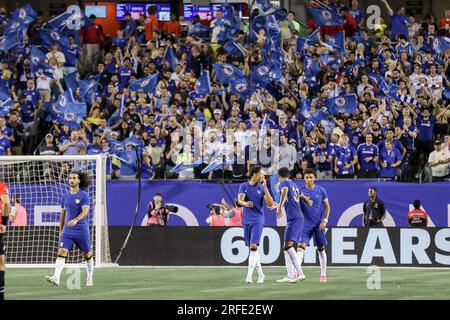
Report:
357,133,379,178
39,133,59,155
163,13,181,37
145,6,159,42
313,138,333,180
407,199,428,227
427,140,450,182
278,135,297,173
7,112,24,155
381,0,409,41
79,14,104,76
9,194,27,227
141,153,156,180
0,127,11,156
58,130,86,155
335,134,358,179
221,198,243,227
363,187,386,227
379,140,402,180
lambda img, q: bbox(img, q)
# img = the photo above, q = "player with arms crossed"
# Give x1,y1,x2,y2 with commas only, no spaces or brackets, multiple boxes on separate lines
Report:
237,165,276,284
298,168,331,282
45,172,94,287
276,167,313,283
0,180,12,300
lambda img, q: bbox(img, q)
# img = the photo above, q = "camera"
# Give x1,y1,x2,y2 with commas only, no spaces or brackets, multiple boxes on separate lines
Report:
165,204,178,213
206,204,221,215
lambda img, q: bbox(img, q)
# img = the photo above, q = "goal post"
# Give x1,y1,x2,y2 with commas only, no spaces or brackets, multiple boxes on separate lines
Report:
1,154,112,268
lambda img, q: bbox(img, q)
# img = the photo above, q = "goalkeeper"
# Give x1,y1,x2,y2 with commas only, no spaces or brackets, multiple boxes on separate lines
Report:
45,172,94,287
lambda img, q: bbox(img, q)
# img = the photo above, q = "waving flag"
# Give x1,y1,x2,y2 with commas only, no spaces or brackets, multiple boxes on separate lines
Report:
39,29,70,49
256,0,277,16
445,86,450,100
79,74,100,98
194,70,211,96
0,32,18,51
433,37,450,54
229,76,252,99
64,71,80,92
217,3,240,43
107,94,126,126
305,108,328,131
326,31,345,53
170,159,203,173
310,7,344,26
188,23,210,40
326,95,358,115
129,73,159,93
164,46,178,72
298,98,312,119
0,98,12,116
48,5,89,33
213,63,244,85
223,40,246,57
251,58,283,88
54,90,87,129
259,113,268,139
30,46,53,74
11,4,37,25
0,80,9,100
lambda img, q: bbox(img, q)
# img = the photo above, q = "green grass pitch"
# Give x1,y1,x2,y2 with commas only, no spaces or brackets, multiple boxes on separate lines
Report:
5,267,450,300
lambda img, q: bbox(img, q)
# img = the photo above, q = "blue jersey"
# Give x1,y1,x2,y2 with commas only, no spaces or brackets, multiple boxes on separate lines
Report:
357,143,379,171
336,145,357,175
113,37,127,48
238,182,265,224
313,146,333,171
61,190,90,234
124,20,137,39
300,185,328,226
390,13,409,41
417,116,435,142
0,136,10,155
344,125,363,148
279,179,303,221
118,67,132,89
63,45,80,67
23,88,41,107
379,148,402,178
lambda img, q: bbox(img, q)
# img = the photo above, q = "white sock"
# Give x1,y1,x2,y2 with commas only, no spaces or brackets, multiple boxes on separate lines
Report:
287,247,303,276
318,249,327,276
86,258,94,282
255,251,264,277
297,248,305,267
247,250,258,279
283,250,294,278
54,257,65,282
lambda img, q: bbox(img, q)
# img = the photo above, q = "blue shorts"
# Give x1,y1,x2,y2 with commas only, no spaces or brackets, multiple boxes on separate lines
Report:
284,218,303,243
300,224,328,247
244,222,264,246
60,232,91,253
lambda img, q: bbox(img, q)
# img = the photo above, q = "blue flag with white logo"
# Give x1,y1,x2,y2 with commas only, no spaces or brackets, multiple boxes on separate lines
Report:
108,94,126,126
223,40,246,57
194,71,211,97
129,73,159,93
310,7,344,26
433,37,450,55
64,71,80,92
0,80,9,100
48,5,90,33
11,4,37,25
213,63,244,86
325,94,358,115
326,31,345,53
0,32,19,51
188,23,210,40
39,29,70,50
217,3,240,43
53,90,87,129
304,108,328,131
229,76,252,100
256,0,277,16
30,46,53,75
0,98,12,117
164,46,178,72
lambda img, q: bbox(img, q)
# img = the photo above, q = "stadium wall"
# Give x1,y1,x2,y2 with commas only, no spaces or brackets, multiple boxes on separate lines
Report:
109,226,450,267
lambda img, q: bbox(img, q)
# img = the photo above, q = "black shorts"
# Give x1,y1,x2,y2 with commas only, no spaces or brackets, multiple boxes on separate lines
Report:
0,234,4,255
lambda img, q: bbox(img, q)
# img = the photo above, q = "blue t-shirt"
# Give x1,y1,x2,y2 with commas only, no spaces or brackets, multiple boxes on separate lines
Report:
336,145,357,175
279,179,303,221
124,20,137,39
417,116,435,142
238,182,265,224
141,163,155,179
61,190,90,234
402,125,417,150
344,125,363,148
380,148,402,178
23,88,41,107
63,45,80,67
357,143,379,171
300,185,328,227
313,146,333,171
20,102,35,123
113,37,127,49
118,67,132,89
277,124,291,137
390,13,409,41
0,136,10,155
377,139,405,157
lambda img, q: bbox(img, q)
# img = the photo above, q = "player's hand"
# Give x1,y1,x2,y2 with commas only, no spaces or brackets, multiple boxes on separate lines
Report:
319,219,328,230
276,208,283,219
67,219,78,227
260,175,267,186
245,201,254,208
306,197,313,206
0,224,6,233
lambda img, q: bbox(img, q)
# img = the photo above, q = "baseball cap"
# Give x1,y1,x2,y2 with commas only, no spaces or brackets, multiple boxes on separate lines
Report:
45,133,53,139
289,139,296,144
435,140,443,145
214,109,222,115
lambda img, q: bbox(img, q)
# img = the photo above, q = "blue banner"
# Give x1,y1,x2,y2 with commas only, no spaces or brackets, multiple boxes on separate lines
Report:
105,181,450,227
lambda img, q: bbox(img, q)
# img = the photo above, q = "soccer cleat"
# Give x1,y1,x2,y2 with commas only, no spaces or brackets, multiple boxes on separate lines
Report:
45,275,59,286
257,274,265,284
86,279,93,287
276,277,293,283
245,277,253,284
289,274,306,283
320,275,328,282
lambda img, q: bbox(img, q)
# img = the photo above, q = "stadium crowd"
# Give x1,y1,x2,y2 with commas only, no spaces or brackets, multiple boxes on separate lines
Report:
0,0,449,182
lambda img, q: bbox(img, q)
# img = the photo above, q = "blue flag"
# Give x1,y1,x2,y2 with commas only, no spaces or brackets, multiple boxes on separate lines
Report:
108,94,126,126
48,5,89,33
170,159,203,173
0,98,12,117
325,95,358,115
39,29,70,50
269,173,280,203
79,73,100,98
223,40,245,57
326,31,345,53
444,86,450,100
213,63,244,85
259,113,268,139
0,80,9,100
0,32,19,51
229,76,252,100
11,4,37,25
217,4,240,43
129,73,159,93
433,37,450,54
30,46,54,75
256,0,277,16
54,90,87,129
304,108,328,131
164,46,178,72
188,23,210,40
65,71,80,92
194,71,211,97
310,7,344,26
298,98,312,119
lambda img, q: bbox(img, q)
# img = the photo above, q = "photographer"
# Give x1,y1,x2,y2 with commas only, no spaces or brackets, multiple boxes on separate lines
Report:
407,199,428,228
147,193,170,226
205,204,226,227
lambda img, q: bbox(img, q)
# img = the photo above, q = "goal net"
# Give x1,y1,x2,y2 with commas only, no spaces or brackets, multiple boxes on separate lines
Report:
1,155,112,267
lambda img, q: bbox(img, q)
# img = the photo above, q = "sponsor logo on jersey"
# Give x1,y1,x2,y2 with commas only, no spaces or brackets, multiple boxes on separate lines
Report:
75,199,80,204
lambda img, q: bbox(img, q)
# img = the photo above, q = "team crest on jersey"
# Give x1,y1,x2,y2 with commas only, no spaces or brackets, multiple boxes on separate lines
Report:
75,199,80,204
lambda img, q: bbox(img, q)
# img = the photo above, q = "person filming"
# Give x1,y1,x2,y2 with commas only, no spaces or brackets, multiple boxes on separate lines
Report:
147,193,172,226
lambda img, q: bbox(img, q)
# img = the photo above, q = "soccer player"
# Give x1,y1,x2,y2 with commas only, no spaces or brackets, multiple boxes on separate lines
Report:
237,165,276,284
275,167,313,283
0,180,11,300
45,172,94,287
298,169,331,282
